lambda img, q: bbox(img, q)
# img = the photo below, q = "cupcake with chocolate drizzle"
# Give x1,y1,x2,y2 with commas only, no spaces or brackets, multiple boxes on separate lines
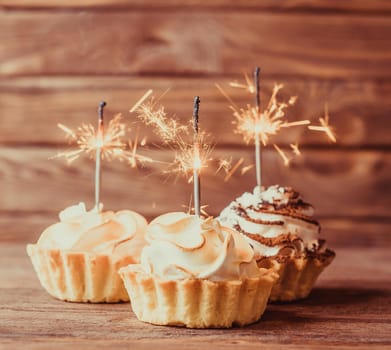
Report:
219,185,335,302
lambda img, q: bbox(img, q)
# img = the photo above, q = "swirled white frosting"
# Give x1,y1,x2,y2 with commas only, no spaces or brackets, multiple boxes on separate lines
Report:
219,185,321,259
36,203,147,259
139,212,261,281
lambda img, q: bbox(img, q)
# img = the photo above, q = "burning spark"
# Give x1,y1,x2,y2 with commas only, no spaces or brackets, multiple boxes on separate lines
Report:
290,142,301,156
54,113,152,167
135,93,215,183
58,123,77,140
273,144,290,166
200,205,209,217
308,105,337,143
216,156,233,174
215,156,254,182
241,164,254,175
182,199,209,217
129,89,153,113
224,157,244,182
126,128,154,168
229,72,255,94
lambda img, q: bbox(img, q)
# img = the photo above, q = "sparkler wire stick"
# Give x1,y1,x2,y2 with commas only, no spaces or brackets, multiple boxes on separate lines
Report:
95,101,106,211
254,67,262,188
193,96,201,217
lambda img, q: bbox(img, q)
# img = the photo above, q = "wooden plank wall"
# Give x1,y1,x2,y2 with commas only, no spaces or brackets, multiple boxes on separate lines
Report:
0,1,390,246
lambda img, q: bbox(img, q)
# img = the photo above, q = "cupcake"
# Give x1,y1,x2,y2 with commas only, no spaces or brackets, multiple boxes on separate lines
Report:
119,212,277,328
219,185,335,302
27,202,147,303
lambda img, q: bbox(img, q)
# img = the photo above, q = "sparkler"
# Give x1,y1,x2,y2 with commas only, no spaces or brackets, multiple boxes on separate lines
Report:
134,92,213,182
217,67,310,186
254,67,262,187
134,92,215,216
193,96,201,217
55,113,150,165
95,101,105,210
167,131,213,183
55,99,153,210
56,114,124,164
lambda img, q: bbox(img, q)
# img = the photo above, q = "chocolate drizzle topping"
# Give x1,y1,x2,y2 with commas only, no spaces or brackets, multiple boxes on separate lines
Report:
234,206,284,226
234,203,320,227
240,230,301,248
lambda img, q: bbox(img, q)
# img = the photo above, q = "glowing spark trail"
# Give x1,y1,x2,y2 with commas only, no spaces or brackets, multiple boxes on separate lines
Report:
290,142,301,156
129,89,153,113
229,72,255,94
224,157,244,183
273,144,290,167
241,164,254,176
135,91,187,144
308,104,337,143
216,157,233,175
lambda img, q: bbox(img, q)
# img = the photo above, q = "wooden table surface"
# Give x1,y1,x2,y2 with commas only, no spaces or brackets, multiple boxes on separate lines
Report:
1,243,390,349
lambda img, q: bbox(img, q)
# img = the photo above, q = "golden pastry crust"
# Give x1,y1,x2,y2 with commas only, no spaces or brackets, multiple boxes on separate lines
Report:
119,265,278,328
27,244,136,303
257,252,335,302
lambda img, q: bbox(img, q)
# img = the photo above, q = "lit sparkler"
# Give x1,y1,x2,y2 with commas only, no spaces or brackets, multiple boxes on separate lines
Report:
167,129,213,183
134,92,213,183
308,104,337,143
192,96,201,217
95,101,105,209
134,92,215,216
217,67,310,187
55,101,152,210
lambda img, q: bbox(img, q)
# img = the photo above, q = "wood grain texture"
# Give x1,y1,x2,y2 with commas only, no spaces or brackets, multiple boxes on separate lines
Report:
1,77,390,146
1,243,390,349
1,12,390,78
1,147,390,218
1,0,391,13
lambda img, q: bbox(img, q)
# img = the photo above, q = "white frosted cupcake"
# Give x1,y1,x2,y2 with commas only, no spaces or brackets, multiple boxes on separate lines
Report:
119,212,277,328
27,203,147,303
219,185,335,302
